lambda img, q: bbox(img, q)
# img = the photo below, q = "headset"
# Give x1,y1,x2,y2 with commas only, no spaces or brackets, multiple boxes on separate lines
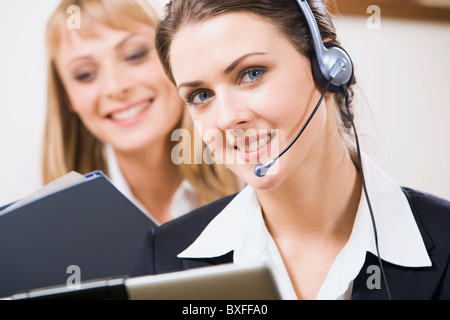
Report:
254,0,392,300
254,0,354,177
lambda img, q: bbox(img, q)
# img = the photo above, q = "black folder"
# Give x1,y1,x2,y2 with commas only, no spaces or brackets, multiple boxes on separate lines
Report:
0,171,156,298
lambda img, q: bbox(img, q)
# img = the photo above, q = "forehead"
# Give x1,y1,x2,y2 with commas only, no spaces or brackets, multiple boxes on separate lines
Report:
55,21,155,64
62,20,154,48
170,12,285,85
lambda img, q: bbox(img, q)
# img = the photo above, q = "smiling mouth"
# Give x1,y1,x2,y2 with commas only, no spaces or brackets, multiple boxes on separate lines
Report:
108,99,153,121
234,133,274,153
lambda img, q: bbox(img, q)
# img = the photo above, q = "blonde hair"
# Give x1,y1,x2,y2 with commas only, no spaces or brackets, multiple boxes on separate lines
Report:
43,0,241,204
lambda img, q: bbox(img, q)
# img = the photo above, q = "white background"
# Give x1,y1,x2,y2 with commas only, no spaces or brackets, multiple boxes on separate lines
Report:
0,1,449,206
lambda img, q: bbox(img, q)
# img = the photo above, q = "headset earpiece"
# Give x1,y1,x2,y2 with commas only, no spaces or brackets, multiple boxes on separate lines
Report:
310,41,354,94
296,0,353,94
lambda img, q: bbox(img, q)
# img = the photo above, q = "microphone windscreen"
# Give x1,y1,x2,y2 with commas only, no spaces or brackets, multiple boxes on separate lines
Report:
254,159,276,178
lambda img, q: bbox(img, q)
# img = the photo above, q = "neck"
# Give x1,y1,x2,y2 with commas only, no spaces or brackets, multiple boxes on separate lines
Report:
113,139,183,224
256,105,361,243
261,148,360,238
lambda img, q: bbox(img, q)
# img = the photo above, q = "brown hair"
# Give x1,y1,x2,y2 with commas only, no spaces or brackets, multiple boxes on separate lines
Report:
156,0,357,159
43,0,241,204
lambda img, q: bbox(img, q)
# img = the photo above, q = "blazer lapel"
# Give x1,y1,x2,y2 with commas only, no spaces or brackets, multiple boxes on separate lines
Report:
353,193,450,300
352,251,449,300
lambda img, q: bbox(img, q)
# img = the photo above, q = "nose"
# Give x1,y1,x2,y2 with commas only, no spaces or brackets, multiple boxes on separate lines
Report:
216,89,253,131
102,63,133,101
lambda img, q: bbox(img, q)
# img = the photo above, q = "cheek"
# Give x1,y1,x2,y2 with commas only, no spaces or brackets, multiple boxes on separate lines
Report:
266,74,316,126
141,60,183,110
161,89,184,131
66,85,99,117
247,65,310,125
187,110,227,163
139,57,171,88
190,112,217,144
59,75,98,116
56,67,96,115
161,83,183,112
61,83,105,139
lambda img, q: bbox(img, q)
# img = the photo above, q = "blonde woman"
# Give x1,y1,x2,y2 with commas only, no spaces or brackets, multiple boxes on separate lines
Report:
42,0,240,224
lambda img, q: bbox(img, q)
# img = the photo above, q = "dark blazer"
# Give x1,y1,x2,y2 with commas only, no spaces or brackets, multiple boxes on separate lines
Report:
133,187,450,300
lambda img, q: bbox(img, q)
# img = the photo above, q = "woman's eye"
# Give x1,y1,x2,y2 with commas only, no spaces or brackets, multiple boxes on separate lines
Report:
188,90,213,106
126,49,149,62
75,71,96,82
240,67,266,85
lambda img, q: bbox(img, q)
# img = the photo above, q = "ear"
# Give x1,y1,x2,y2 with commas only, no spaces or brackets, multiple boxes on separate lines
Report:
310,42,354,94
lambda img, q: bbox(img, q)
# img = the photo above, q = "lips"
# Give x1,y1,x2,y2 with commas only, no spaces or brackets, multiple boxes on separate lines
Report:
235,134,273,153
107,99,153,122
232,131,275,154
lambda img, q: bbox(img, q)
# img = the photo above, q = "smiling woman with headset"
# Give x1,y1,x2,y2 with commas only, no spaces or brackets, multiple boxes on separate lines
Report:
134,0,450,300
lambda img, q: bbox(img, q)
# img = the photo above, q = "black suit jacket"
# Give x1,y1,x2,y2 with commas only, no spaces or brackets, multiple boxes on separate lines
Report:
133,187,450,300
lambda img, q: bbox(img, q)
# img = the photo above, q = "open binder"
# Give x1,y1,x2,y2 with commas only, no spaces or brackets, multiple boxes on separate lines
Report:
0,171,156,298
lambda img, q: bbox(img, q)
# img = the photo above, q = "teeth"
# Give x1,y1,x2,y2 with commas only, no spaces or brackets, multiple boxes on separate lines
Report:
110,101,151,121
237,135,272,153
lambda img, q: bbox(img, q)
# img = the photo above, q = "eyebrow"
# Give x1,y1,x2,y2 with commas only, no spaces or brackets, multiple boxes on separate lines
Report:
66,33,148,66
177,52,267,90
224,52,267,74
114,33,144,50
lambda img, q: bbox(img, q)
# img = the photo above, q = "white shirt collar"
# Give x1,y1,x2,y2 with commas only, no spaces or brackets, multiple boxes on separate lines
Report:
178,153,432,299
179,185,268,262
105,145,200,225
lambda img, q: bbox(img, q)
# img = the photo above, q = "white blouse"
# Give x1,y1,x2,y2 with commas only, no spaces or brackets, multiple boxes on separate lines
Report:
105,145,201,225
177,153,432,299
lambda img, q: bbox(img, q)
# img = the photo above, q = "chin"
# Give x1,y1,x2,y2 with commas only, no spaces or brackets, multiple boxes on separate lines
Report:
252,177,283,192
109,137,155,154
237,165,283,192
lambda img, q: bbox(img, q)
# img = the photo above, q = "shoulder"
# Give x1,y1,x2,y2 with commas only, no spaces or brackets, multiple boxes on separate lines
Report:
402,187,450,251
402,187,450,224
158,193,237,247
133,193,237,276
